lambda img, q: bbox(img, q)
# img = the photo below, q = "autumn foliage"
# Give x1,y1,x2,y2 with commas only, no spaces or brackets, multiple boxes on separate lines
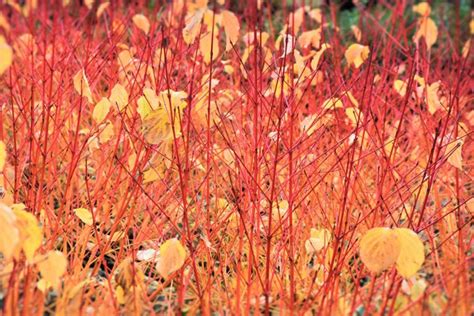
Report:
0,0,472,314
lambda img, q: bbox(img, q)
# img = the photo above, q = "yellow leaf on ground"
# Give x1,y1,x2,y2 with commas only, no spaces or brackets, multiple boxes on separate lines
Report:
74,208,93,226
393,228,425,278
359,227,401,274
156,238,186,278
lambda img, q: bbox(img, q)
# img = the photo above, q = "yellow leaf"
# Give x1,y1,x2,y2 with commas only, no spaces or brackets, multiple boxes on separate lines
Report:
310,228,332,246
137,88,159,120
92,97,111,123
305,238,325,254
220,10,239,51
183,8,205,45
298,29,321,49
141,90,187,144
413,2,431,16
359,227,401,274
414,17,438,50
143,167,163,183
393,228,425,278
132,14,150,35
308,8,322,24
73,69,93,103
0,36,13,76
37,250,68,290
99,121,114,143
96,2,109,18
445,138,463,170
425,81,442,114
351,25,362,42
345,107,362,126
311,43,330,70
156,238,186,278
12,204,43,262
115,285,126,304
344,44,370,69
305,228,332,254
0,13,11,32
322,97,343,110
199,24,219,64
74,208,93,226
0,203,20,261
288,7,305,34
84,0,94,9
462,39,470,59
110,83,129,112
0,141,6,170
411,278,427,301
394,80,408,97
